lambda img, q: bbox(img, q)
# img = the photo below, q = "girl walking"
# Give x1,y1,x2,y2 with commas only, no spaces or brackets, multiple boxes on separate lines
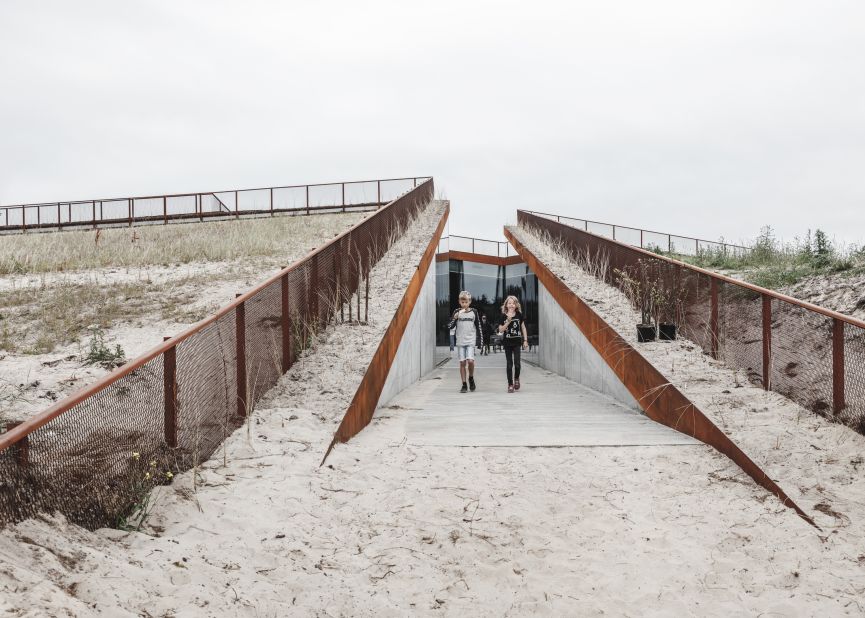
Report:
497,295,529,393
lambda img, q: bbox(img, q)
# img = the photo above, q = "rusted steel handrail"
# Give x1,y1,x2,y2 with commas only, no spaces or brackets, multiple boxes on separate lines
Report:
0,176,431,232
322,203,450,462
523,209,751,254
519,211,865,330
0,179,434,453
505,226,816,527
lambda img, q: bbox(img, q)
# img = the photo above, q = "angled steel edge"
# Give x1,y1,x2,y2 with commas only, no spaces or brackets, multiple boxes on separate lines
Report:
321,203,450,464
504,226,818,529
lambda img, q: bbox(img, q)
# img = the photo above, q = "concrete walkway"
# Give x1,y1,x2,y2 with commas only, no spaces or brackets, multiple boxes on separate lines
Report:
387,350,700,447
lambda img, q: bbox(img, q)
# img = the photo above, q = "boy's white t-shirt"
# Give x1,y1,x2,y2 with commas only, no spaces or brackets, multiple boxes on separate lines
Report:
455,309,477,346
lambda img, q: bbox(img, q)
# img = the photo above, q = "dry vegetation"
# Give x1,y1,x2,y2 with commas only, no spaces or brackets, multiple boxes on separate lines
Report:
0,213,364,354
0,212,365,275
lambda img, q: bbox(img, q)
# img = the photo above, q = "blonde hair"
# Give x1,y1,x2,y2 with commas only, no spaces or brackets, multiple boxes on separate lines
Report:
501,295,522,314
458,290,472,301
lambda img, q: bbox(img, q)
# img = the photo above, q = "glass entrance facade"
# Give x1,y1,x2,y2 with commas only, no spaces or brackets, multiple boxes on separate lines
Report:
435,258,539,347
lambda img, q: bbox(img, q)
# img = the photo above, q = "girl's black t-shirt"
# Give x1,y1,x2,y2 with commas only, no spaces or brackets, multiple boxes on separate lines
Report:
498,311,524,345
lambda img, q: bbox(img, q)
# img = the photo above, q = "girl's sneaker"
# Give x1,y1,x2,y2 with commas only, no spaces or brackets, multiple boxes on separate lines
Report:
514,379,521,391
507,384,515,393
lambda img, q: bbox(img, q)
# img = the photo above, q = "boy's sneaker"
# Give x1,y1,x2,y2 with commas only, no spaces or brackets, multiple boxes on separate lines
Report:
460,383,468,393
507,384,515,393
469,376,476,391
514,379,521,391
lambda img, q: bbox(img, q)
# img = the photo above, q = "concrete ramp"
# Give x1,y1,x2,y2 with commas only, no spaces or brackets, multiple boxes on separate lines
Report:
399,352,700,447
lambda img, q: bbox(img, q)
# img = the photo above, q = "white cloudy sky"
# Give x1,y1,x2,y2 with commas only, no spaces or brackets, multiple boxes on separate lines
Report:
1,1,863,246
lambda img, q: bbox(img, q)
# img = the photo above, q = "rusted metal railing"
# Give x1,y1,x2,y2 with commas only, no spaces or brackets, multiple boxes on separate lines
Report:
0,176,431,234
523,210,750,257
0,179,434,530
518,210,865,435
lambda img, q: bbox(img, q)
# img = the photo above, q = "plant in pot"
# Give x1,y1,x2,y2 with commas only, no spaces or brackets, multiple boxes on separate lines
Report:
614,260,656,342
657,263,687,341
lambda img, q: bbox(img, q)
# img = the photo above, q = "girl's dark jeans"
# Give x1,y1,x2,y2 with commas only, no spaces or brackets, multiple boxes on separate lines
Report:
504,344,521,385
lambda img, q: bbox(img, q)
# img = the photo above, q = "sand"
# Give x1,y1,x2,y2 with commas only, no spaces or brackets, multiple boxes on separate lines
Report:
0,213,364,425
1,206,864,616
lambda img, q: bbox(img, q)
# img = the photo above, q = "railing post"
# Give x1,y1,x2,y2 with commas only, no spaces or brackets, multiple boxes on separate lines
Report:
235,294,247,418
281,273,291,373
270,187,274,216
640,229,644,248
163,337,177,447
695,238,699,255
5,422,29,466
342,183,345,211
235,190,239,219
128,198,133,226
37,206,40,227
163,196,168,224
710,278,719,359
198,194,203,222
612,224,615,240
377,180,381,205
57,203,61,229
668,235,672,253
306,185,310,215
833,318,845,415
92,201,96,229
22,207,27,232
762,295,772,391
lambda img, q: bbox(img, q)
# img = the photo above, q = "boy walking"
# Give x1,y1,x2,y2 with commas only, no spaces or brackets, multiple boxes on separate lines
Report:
448,291,484,393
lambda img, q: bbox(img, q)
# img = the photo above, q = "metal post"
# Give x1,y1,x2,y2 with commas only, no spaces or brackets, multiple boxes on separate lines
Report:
128,198,133,226
235,295,247,418
270,187,274,216
57,203,61,229
762,295,771,391
584,220,588,231
163,337,177,447
833,318,845,415
37,206,40,227
235,190,239,219
640,229,644,248
377,180,381,204
198,194,203,222
612,225,616,240
92,201,96,229
22,207,26,232
281,273,291,372
710,278,719,359
695,238,699,255
306,185,310,215
668,235,672,253
5,422,28,466
163,196,168,224
472,238,476,253
342,183,345,211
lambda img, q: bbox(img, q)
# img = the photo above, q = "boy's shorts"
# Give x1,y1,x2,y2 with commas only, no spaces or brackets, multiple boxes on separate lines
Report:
457,345,475,362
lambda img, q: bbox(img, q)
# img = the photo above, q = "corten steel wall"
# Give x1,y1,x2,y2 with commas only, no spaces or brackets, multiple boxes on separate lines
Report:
0,176,431,234
518,211,865,437
505,227,815,526
0,180,434,530
323,203,449,462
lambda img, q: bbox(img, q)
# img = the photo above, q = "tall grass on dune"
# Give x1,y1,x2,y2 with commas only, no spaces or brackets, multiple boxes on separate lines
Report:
677,226,865,290
0,212,365,276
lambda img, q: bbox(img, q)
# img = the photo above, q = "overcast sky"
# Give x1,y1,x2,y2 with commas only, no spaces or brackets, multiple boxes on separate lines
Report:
2,1,863,247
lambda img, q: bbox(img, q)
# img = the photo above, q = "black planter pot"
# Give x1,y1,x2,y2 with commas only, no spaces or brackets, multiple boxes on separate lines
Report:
659,323,677,341
636,323,656,342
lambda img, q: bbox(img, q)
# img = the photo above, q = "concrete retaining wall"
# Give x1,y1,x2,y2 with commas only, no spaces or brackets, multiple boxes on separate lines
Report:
538,280,641,411
377,263,436,408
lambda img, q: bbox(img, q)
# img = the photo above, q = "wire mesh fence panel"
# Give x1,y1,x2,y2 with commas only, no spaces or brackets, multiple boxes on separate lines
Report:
101,199,129,221
670,235,699,256
308,184,342,208
473,239,500,256
213,192,237,213
586,221,614,239
679,268,713,354
244,281,284,410
165,195,198,217
717,280,764,386
771,301,834,417
236,189,271,213
131,197,164,219
175,313,239,467
272,186,307,211
612,226,641,248
0,355,167,530
642,230,669,253
344,181,379,205
843,324,865,432
379,178,415,202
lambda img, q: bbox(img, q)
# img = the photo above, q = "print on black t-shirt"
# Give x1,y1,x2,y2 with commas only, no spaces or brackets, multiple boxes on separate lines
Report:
498,311,523,344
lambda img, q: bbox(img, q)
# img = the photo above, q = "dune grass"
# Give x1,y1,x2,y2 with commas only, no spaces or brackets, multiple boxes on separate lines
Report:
0,212,364,275
677,226,865,289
